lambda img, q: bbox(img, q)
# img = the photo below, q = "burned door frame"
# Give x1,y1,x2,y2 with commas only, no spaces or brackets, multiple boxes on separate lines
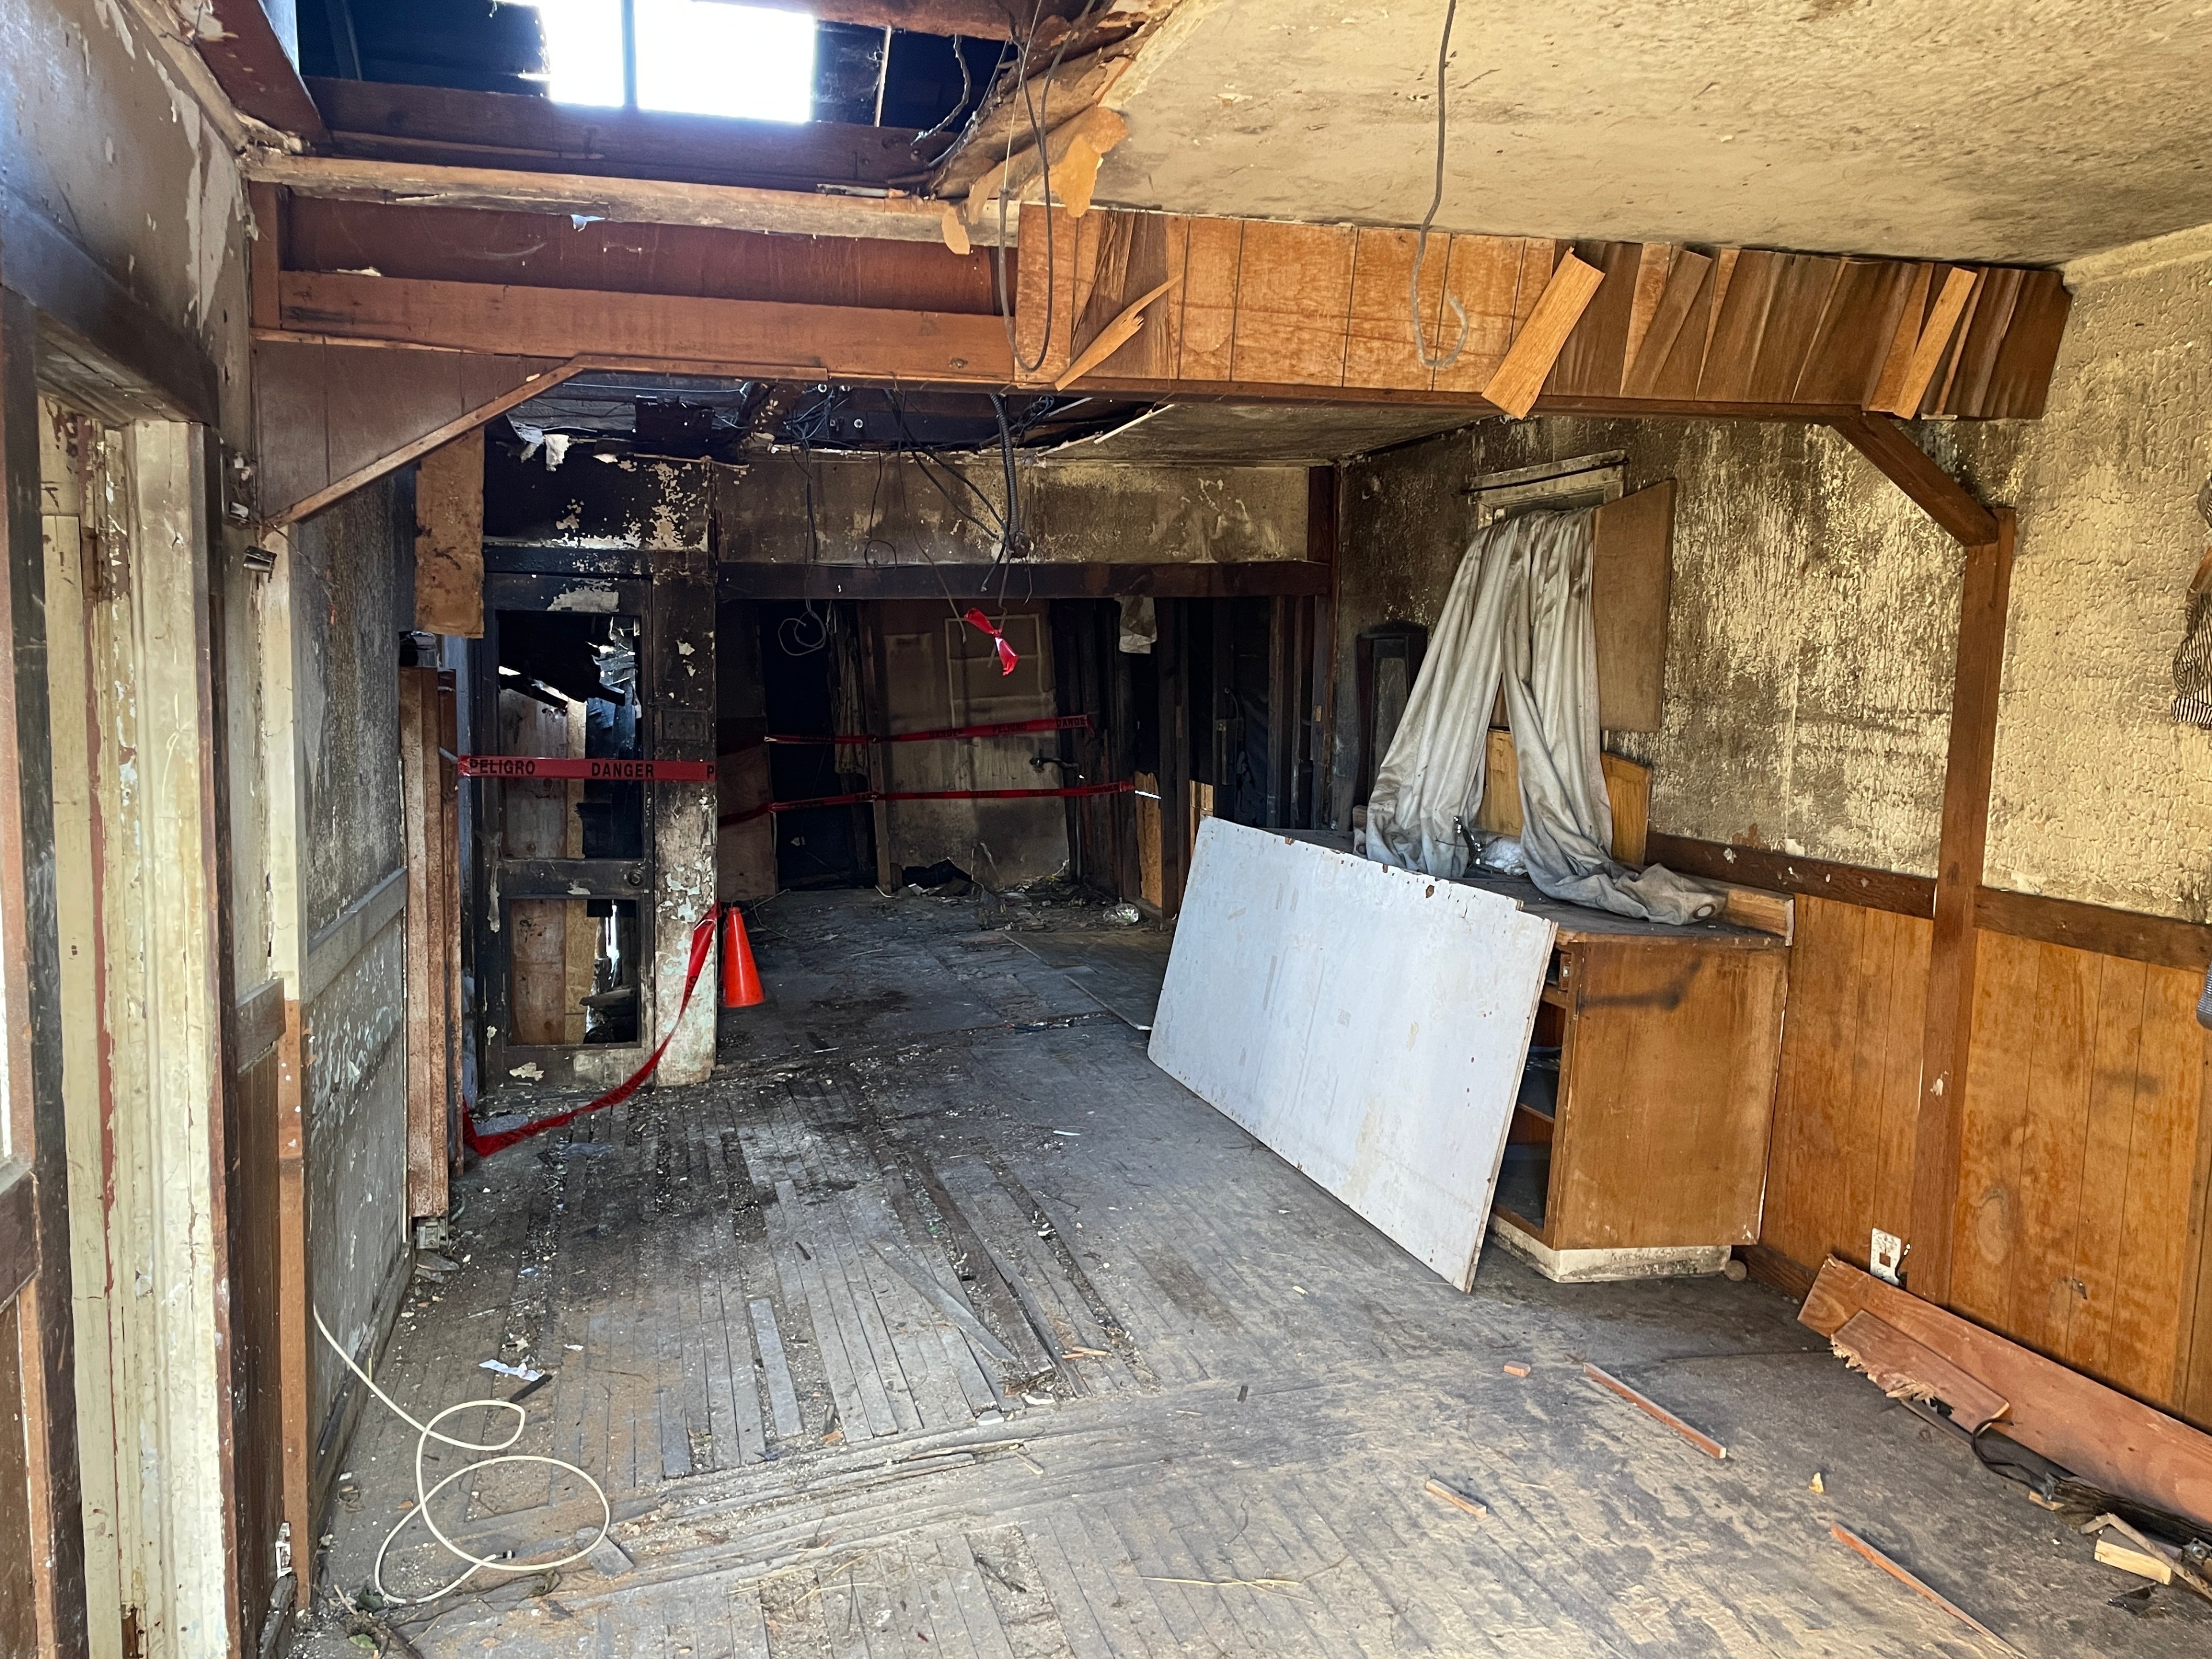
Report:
471,571,660,1096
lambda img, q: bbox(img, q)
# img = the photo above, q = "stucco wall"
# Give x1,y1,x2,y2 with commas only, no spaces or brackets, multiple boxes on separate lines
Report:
1957,229,2212,919
1333,228,2212,922
1332,420,1959,875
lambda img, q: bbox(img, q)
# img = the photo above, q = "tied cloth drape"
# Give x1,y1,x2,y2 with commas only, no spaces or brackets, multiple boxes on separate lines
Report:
1363,508,1717,926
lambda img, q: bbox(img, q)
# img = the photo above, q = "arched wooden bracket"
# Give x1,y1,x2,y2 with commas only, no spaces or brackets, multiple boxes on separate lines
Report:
1829,412,1999,548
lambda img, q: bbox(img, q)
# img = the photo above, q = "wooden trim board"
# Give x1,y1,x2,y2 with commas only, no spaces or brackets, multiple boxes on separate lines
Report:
1801,1257,2212,1528
1645,834,1936,919
1909,510,2016,1301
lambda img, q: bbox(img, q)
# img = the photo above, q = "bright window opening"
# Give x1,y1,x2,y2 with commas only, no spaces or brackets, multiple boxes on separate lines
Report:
531,0,816,122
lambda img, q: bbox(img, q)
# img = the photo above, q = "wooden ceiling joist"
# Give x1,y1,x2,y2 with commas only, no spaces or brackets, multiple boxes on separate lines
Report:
271,270,1013,387
305,78,937,197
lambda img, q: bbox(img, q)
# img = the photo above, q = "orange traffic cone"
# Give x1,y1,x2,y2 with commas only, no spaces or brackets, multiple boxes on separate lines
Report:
721,905,765,1009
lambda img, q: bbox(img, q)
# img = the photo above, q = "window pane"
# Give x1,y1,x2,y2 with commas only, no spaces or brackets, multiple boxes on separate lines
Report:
635,0,816,122
535,0,627,107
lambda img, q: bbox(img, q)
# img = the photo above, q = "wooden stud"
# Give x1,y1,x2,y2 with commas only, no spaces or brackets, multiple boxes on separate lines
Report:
1907,510,2016,1304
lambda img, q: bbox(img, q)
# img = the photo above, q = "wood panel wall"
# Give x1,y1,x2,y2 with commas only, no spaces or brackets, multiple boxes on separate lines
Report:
1756,887,2212,1427
1760,895,1931,1277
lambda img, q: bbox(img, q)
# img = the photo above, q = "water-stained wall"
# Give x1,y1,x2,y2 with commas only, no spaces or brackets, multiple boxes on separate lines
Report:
1334,419,1959,876
1954,229,2212,919
286,475,412,1470
1336,228,2212,923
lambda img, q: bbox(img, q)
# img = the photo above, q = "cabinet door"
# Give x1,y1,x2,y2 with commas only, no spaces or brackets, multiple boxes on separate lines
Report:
1550,942,1787,1249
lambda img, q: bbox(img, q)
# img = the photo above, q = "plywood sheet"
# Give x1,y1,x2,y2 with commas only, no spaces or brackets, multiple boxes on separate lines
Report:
1149,821,1554,1289
1591,480,1673,733
414,429,484,637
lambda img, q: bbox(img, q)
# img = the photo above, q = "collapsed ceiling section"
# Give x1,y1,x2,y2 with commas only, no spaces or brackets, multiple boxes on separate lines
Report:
503,373,1150,462
501,372,1470,468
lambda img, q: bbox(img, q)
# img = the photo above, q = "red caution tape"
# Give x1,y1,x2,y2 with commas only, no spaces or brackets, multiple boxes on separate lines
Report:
718,778,1132,827
457,756,716,781
750,715,1091,748
962,609,1018,676
463,905,725,1159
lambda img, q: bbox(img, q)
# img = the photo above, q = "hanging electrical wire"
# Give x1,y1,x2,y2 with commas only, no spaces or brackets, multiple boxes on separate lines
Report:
992,0,1104,379
910,35,976,155
1408,0,1471,372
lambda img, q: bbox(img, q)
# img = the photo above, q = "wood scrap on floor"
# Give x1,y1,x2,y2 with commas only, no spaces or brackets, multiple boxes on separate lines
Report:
1830,1523,2021,1655
1424,1477,1488,1518
1800,1257,2212,1529
1829,1308,2010,1431
1583,1363,1727,1459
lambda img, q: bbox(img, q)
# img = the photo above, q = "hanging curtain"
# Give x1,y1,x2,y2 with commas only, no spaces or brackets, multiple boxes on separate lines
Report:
1363,509,1717,926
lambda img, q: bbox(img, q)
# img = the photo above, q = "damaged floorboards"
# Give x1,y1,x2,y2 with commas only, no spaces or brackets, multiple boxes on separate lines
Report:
315,894,2210,1657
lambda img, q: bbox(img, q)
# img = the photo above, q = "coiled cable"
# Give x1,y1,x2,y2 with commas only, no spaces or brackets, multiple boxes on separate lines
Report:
314,1306,611,1604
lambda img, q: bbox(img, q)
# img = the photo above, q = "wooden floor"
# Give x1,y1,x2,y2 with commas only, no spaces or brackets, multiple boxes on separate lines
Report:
308,891,2211,1658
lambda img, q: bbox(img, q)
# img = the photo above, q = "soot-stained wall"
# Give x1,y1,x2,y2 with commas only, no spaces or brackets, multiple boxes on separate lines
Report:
289,472,412,1454
1333,420,1959,876
1335,226,2212,921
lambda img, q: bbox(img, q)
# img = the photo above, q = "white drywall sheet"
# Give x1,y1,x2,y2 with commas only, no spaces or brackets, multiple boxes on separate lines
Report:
1150,821,1556,1290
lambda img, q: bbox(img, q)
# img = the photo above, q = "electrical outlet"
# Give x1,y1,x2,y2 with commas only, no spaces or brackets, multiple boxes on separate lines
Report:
1870,1228,1906,1285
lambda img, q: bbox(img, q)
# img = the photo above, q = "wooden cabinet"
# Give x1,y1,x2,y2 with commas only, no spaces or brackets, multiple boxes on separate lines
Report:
1482,887,1790,1281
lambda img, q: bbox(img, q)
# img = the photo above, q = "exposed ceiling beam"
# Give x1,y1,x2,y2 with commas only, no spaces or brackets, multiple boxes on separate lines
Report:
305,78,934,194
244,152,990,248
803,2,1079,42
190,0,327,139
269,271,1014,385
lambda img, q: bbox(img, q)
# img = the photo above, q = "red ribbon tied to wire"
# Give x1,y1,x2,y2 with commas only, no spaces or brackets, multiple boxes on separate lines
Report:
961,609,1019,676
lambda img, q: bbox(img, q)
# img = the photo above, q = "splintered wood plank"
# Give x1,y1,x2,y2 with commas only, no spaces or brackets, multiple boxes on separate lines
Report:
1745,254,1844,404
1429,234,1531,394
1696,249,1782,403
1866,263,1936,412
1229,219,1357,385
1942,265,2025,416
1980,268,2072,419
1831,1310,2010,1430
1341,226,1446,389
1795,260,1916,407
1177,216,1245,381
1096,211,1189,381
1801,1256,2212,1528
1546,240,1643,399
1480,251,1604,418
1621,248,1711,399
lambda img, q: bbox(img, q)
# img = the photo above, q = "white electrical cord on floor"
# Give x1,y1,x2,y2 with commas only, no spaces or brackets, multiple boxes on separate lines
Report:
314,1306,611,1604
